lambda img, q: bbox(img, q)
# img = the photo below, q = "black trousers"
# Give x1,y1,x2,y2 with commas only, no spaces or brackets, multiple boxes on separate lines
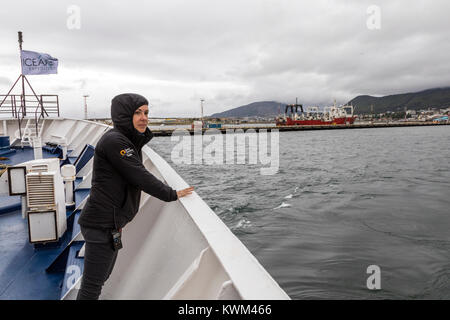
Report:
76,226,119,300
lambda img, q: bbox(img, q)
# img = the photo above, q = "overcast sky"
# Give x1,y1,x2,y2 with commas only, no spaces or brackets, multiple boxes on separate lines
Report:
1,0,449,118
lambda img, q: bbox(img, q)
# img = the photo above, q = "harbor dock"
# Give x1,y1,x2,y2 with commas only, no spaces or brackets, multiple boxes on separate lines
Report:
150,121,450,136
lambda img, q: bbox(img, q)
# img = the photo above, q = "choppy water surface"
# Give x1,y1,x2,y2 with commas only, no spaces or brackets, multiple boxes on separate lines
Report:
150,126,450,299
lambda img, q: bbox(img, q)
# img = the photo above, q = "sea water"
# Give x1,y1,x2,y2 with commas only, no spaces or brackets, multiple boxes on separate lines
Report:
150,125,450,299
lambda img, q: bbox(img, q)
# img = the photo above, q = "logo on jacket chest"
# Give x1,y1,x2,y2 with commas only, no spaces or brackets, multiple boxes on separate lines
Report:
120,147,135,157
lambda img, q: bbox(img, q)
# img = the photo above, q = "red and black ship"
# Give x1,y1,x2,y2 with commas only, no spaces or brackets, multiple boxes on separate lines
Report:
276,102,356,126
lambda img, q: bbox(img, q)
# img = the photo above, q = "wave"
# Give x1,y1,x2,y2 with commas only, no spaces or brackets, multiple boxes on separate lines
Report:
274,202,291,209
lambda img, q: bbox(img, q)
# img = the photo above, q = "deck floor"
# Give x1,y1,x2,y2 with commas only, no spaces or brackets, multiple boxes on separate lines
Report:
0,147,89,300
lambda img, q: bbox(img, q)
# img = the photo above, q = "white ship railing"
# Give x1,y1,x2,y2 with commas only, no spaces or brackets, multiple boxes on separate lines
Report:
4,117,289,300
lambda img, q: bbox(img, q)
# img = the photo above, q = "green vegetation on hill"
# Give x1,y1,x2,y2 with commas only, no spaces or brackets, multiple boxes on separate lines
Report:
347,87,450,114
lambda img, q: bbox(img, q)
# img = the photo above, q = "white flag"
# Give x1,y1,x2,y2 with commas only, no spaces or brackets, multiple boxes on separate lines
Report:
21,50,58,75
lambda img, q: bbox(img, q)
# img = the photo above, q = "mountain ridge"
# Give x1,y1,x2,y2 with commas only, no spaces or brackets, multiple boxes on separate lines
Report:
347,87,450,114
209,87,450,117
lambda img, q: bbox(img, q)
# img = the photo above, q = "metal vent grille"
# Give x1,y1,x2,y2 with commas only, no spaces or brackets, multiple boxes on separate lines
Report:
30,164,48,173
26,173,55,209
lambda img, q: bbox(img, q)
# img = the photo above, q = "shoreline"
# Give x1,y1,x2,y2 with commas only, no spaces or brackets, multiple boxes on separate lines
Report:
149,121,450,136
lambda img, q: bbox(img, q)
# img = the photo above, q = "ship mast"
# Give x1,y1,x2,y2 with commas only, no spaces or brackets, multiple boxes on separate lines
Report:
18,31,27,116
0,32,52,138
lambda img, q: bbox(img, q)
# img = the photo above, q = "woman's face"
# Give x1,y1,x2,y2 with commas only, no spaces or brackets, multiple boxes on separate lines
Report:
133,105,149,133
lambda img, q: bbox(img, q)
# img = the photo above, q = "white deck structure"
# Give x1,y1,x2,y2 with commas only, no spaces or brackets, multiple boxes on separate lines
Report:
1,118,290,300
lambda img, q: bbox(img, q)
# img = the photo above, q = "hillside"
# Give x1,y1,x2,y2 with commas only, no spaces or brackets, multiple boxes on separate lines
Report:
209,87,450,118
347,87,450,114
210,101,284,118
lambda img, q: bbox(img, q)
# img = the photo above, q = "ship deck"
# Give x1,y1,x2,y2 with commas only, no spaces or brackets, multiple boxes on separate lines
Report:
0,147,89,299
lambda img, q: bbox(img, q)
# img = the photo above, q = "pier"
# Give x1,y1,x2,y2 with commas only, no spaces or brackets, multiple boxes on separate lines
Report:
150,121,450,136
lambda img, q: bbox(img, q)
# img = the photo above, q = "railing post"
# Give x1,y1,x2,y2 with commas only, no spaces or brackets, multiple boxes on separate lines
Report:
11,95,15,118
40,95,44,118
21,75,26,117
1,93,60,119
13,95,17,118
18,113,22,140
56,95,60,117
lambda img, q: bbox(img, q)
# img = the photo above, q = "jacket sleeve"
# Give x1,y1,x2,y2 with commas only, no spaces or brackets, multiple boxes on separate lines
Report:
101,134,178,202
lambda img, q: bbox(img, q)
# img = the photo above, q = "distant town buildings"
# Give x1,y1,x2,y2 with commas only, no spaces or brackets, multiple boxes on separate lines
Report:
356,106,449,122
95,107,448,126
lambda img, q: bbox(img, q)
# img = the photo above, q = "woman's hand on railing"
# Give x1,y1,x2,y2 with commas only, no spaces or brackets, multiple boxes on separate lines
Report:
177,186,195,198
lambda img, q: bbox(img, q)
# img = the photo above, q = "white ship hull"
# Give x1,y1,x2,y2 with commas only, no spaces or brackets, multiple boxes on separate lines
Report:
0,117,289,300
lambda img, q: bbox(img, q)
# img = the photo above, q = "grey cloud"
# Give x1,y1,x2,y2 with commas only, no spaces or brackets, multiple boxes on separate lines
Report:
0,77,11,86
1,0,449,117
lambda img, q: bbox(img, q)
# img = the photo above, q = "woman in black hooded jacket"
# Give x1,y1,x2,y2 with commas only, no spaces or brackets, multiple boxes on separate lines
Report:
77,93,193,300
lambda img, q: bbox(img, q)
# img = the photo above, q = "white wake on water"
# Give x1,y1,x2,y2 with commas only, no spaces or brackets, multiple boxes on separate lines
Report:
274,202,291,209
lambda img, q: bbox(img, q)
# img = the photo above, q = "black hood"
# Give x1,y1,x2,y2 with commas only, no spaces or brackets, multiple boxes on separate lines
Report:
111,93,153,149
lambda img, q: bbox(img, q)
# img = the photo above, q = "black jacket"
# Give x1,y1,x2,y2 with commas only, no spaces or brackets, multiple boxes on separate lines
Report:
78,93,178,230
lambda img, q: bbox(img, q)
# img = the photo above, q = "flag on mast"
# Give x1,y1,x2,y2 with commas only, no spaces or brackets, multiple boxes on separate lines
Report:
21,50,58,75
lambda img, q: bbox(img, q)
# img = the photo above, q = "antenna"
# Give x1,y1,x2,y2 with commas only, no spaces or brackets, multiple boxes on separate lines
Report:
18,31,23,50
83,95,89,119
18,31,26,115
0,31,54,139
200,98,204,122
